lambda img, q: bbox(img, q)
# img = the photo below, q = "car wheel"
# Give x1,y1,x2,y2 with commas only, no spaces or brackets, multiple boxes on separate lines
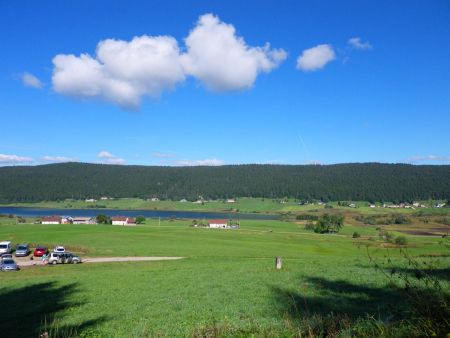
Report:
52,260,57,265
73,260,78,264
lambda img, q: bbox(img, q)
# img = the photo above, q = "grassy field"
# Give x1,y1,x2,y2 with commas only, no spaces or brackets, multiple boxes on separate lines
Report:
3,197,447,215
0,217,449,337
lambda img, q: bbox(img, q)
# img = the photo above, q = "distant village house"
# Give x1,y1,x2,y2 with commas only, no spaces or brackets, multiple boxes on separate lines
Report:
208,219,228,229
41,216,62,224
112,216,136,226
72,216,96,225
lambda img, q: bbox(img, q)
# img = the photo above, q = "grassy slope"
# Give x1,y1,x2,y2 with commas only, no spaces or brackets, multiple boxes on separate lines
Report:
0,220,448,337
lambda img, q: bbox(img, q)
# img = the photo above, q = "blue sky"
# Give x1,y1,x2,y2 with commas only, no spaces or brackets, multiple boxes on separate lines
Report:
1,0,449,166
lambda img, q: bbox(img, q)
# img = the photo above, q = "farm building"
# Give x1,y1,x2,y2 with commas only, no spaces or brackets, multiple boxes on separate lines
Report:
42,216,62,224
208,219,228,229
72,217,96,224
112,216,136,226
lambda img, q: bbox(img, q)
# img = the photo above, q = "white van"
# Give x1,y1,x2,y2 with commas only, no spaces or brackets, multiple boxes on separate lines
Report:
0,241,12,255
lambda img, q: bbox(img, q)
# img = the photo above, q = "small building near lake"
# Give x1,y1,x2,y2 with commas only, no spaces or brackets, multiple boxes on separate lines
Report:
42,216,62,225
112,216,136,226
72,216,96,225
208,219,228,229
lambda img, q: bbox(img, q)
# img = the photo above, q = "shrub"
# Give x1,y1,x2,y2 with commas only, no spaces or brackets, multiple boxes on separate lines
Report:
352,232,361,238
395,236,408,245
135,215,145,224
314,214,344,233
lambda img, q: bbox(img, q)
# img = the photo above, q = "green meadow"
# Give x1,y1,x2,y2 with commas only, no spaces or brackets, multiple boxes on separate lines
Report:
0,219,449,337
2,197,447,215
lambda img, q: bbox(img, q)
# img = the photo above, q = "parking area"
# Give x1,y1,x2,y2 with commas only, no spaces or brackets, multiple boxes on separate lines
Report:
8,255,184,268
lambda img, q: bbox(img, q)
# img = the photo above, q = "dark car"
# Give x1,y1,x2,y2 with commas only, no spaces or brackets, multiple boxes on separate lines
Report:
15,243,30,257
34,246,48,257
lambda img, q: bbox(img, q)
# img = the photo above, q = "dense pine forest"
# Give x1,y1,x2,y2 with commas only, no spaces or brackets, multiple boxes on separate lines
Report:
0,162,448,202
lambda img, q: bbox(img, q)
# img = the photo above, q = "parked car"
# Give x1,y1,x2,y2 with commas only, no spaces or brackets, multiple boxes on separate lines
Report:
15,243,30,257
53,246,65,253
48,252,82,265
0,241,12,256
34,246,48,257
1,259,20,271
1,254,13,260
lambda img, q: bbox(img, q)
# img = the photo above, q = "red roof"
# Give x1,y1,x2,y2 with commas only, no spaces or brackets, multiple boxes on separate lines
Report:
112,216,127,221
208,219,228,224
42,216,62,222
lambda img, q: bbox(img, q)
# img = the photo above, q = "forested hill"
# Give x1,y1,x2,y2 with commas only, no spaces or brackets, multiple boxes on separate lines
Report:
0,162,449,202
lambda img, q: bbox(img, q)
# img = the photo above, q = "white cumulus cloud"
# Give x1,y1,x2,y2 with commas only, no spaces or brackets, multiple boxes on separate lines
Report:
51,13,286,109
21,72,44,89
41,156,77,163
0,154,34,164
53,35,185,110
176,158,224,166
181,13,287,91
97,151,125,165
348,37,372,50
296,44,336,71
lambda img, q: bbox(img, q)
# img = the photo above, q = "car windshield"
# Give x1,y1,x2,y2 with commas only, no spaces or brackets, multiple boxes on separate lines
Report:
3,260,14,264
17,246,26,250
0,245,7,249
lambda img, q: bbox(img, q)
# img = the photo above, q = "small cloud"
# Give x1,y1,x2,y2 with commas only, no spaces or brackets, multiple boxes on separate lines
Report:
41,156,77,163
21,72,44,89
97,151,125,165
151,151,175,158
296,44,336,72
0,153,34,164
348,37,372,50
176,158,224,166
407,155,450,163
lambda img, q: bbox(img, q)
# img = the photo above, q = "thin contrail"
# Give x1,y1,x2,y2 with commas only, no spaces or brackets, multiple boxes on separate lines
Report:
298,133,310,162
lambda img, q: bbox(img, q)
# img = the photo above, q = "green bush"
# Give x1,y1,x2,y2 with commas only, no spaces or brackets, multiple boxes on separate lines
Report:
352,232,361,238
314,214,344,233
395,236,408,245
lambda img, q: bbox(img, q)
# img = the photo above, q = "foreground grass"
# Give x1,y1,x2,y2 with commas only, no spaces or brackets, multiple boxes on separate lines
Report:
0,221,449,337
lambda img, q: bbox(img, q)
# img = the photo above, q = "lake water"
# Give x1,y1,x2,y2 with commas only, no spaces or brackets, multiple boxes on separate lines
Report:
0,206,279,220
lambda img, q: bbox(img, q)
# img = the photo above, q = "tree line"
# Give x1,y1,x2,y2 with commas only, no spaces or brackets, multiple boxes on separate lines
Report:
0,162,448,202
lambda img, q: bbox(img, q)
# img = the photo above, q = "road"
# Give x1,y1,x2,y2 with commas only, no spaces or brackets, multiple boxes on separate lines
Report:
15,256,184,267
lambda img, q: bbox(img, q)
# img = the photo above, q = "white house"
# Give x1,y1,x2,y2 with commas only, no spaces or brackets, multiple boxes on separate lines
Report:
72,217,96,224
42,216,62,224
85,198,97,203
112,216,136,226
208,219,228,229
226,199,236,203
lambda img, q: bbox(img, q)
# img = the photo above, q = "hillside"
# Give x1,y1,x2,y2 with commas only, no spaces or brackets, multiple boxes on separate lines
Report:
0,162,449,202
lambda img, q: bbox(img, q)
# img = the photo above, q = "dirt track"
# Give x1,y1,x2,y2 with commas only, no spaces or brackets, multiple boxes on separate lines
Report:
16,256,184,267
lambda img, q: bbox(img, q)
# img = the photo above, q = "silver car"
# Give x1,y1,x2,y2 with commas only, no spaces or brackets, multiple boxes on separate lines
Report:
48,252,82,265
1,259,20,271
15,243,30,257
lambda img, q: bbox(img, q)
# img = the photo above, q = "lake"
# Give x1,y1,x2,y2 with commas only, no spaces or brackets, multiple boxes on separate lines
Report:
0,206,279,220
